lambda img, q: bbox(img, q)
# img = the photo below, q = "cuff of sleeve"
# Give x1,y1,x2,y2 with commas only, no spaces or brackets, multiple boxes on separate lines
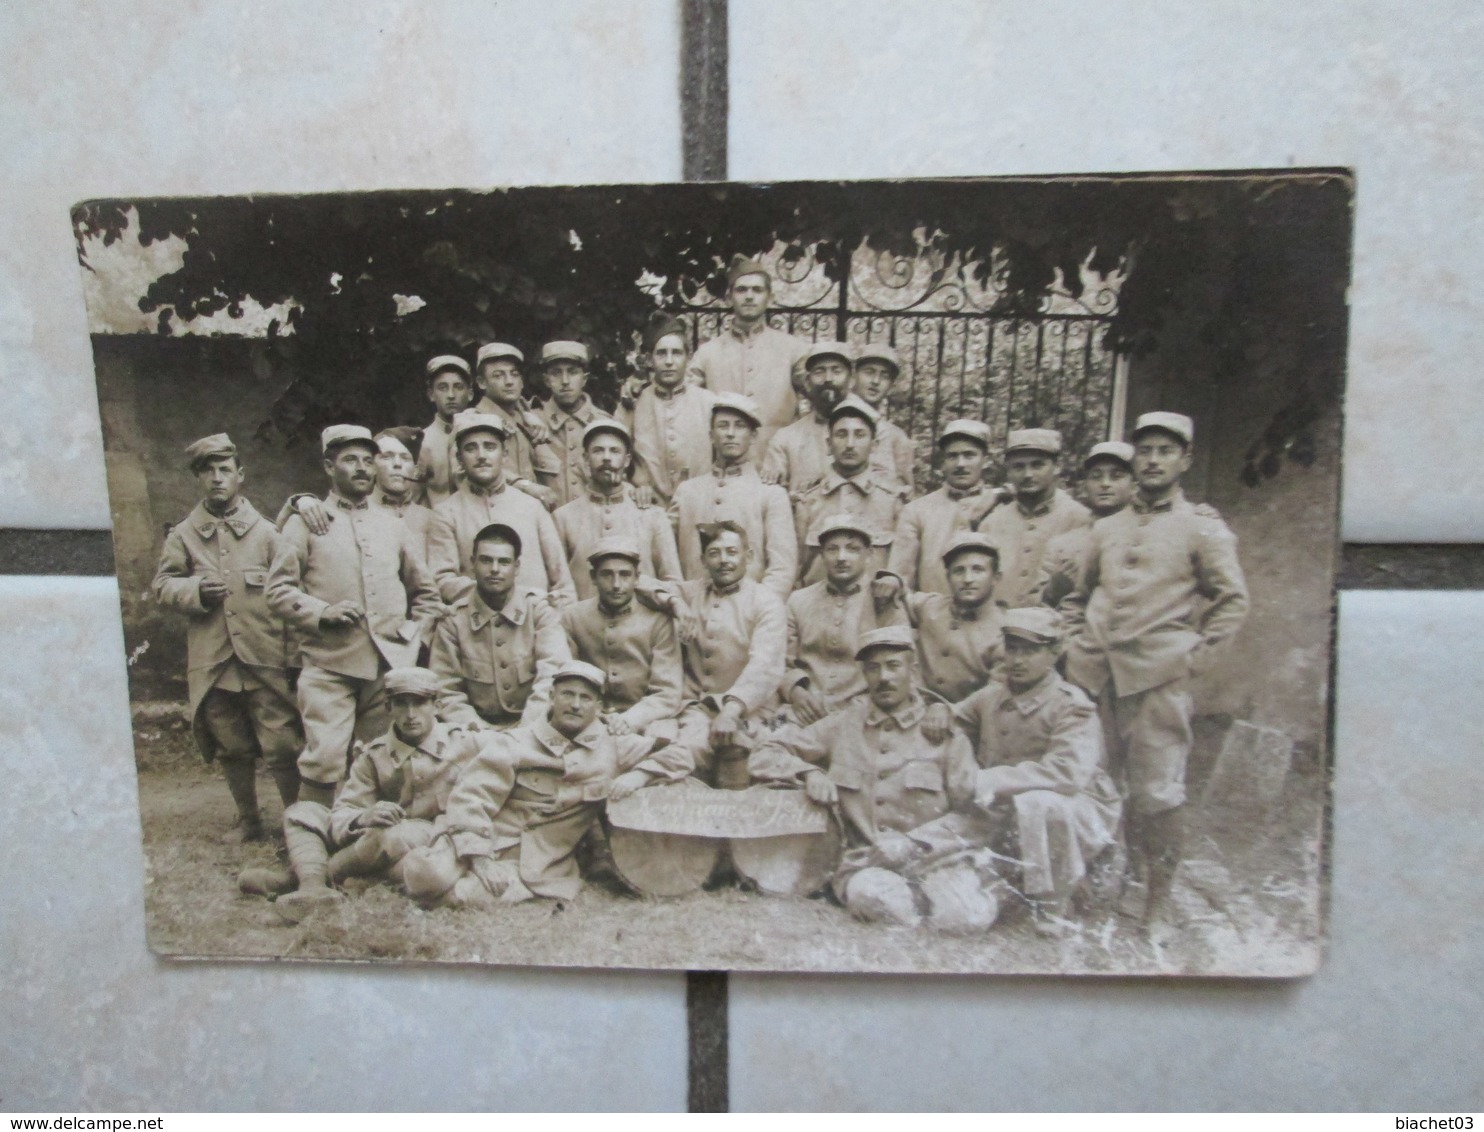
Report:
451,831,491,860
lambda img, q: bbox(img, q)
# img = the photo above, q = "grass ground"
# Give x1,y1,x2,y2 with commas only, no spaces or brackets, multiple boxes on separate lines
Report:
135,706,1326,976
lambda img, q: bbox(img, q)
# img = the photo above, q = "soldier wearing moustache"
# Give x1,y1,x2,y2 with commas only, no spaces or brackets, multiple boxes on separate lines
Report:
980,428,1091,609
761,340,856,494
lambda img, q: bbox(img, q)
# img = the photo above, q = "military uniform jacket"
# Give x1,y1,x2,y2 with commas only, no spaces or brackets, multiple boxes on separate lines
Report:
685,321,809,447
428,479,576,607
950,671,1121,808
668,463,798,601
979,487,1091,609
792,468,908,585
416,414,461,507
472,395,562,484
267,493,441,681
554,484,683,602
761,414,902,497
429,587,571,728
1034,523,1092,610
1063,489,1249,698
887,484,994,598
751,693,977,847
875,416,917,494
440,716,691,898
622,382,716,505
674,577,787,716
897,588,1006,703
328,720,485,845
373,489,435,563
541,395,614,508
561,597,683,730
783,580,904,710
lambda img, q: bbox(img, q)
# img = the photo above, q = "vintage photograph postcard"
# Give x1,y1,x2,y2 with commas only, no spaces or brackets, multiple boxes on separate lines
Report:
75,172,1350,975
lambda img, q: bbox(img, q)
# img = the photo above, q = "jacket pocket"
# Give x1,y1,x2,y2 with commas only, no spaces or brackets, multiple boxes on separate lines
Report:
242,570,266,588
903,760,945,792
831,765,868,792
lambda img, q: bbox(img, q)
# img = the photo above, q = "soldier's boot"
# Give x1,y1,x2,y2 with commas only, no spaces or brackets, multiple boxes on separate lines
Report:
274,819,345,924
1140,806,1186,933
269,765,301,810
327,832,392,884
238,862,295,897
220,758,265,843
1030,893,1076,939
1116,813,1149,920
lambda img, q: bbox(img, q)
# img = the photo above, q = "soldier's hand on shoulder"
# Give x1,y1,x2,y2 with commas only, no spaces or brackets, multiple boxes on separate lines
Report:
514,479,558,511
608,769,649,802
320,600,365,628
870,573,903,606
631,483,657,509
789,685,828,726
294,495,334,536
758,465,782,486
921,702,955,744
803,769,838,806
605,714,634,736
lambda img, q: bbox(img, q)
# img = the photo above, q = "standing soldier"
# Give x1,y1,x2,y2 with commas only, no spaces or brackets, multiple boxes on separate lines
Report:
875,532,1007,703
791,395,909,585
980,428,1091,609
553,418,683,601
266,425,442,807
240,667,487,919
888,420,1011,598
538,341,613,508
761,341,854,493
669,521,788,789
471,341,562,508
561,537,684,737
669,393,797,602
852,343,916,491
1036,441,1136,609
751,626,994,931
685,257,810,452
416,355,476,506
1063,412,1249,931
781,514,905,726
151,433,301,841
402,660,693,907
428,523,571,731
427,410,575,607
624,316,715,507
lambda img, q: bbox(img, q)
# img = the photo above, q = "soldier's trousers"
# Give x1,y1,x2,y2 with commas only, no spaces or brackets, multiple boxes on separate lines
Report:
294,665,389,787
284,800,435,876
1105,677,1194,815
199,667,300,770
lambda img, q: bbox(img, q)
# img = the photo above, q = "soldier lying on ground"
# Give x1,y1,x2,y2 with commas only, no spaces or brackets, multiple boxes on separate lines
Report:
401,660,693,906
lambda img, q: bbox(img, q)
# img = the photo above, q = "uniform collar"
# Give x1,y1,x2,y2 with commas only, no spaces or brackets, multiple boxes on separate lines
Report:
535,715,603,752
1015,491,1056,518
329,490,371,512
712,461,750,479
466,476,508,498
1133,486,1185,515
430,414,454,434
587,482,631,505
374,488,415,513
469,589,527,630
951,597,995,624
864,692,926,730
822,468,873,494
387,721,452,762
825,580,863,597
192,497,258,539
548,396,598,426
945,483,983,501
708,578,743,598
728,318,769,341
651,381,689,401
1002,671,1059,715
599,597,636,620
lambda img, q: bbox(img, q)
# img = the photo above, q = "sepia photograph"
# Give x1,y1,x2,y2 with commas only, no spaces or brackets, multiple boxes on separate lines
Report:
74,171,1351,976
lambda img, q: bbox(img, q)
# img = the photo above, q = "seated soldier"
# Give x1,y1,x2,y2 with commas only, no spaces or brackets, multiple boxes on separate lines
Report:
561,537,684,737
873,531,1007,702
428,523,571,730
750,627,998,932
782,514,904,726
401,660,693,906
239,667,486,920
669,520,787,790
918,608,1123,936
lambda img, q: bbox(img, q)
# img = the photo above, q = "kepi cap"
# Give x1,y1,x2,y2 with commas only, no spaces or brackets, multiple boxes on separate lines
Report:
1132,411,1194,446
321,424,377,456
854,343,902,374
854,624,916,661
475,342,524,367
803,340,855,370
552,659,607,693
451,409,509,446
1001,606,1065,646
1005,428,1064,457
937,419,992,450
710,391,764,429
726,256,770,287
1083,440,1135,470
809,512,876,547
827,393,880,433
582,417,632,449
586,537,642,567
540,340,589,367
941,530,1001,568
375,426,424,462
425,355,471,380
384,666,441,700
185,433,237,471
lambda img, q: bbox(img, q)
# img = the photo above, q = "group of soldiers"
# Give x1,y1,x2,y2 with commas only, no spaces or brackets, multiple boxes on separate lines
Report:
152,256,1249,939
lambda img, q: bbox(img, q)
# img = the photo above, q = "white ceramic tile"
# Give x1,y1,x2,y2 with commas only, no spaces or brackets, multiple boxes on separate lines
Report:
0,0,681,530
731,0,1484,543
0,577,687,1110
730,590,1484,1110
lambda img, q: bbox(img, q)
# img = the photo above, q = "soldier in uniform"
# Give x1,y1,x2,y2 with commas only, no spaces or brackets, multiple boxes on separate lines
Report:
791,395,909,586
624,315,716,507
1036,441,1136,609
266,425,442,805
851,343,916,491
751,626,996,932
151,433,301,840
668,521,787,789
888,419,1012,598
782,514,905,725
980,428,1092,609
668,392,798,602
428,523,571,731
919,608,1123,936
761,340,854,493
875,531,1007,703
401,660,693,907
427,410,575,607
561,537,684,737
538,341,614,508
241,667,488,919
553,418,683,602
1063,412,1249,930
685,257,810,452
416,355,476,506
470,341,562,508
